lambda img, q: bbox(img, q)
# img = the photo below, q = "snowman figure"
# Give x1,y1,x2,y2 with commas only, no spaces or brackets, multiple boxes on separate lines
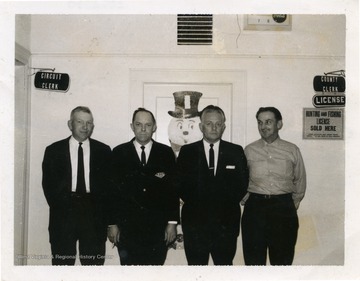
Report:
167,91,203,252
168,91,203,157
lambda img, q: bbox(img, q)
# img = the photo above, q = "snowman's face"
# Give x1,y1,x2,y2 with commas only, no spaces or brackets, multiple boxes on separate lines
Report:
168,117,202,146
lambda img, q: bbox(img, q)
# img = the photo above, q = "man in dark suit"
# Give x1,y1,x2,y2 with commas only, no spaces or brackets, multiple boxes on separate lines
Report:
42,106,111,265
176,105,249,265
107,108,179,265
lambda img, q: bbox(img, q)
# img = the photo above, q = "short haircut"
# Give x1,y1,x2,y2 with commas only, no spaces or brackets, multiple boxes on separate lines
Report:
200,105,226,122
132,107,156,124
70,106,92,120
256,107,282,121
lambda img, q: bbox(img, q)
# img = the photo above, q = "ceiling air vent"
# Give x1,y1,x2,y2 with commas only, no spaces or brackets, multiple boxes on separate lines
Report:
177,14,213,45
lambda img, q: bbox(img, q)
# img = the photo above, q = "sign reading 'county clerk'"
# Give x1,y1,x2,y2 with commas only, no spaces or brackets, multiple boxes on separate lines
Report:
34,72,70,92
313,75,345,92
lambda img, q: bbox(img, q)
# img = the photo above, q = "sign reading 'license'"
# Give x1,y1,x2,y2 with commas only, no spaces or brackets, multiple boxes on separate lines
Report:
312,94,346,108
34,72,70,92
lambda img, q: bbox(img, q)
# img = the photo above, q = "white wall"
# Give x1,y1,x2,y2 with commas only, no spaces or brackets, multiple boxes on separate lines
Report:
29,15,344,56
20,14,345,265
15,15,31,51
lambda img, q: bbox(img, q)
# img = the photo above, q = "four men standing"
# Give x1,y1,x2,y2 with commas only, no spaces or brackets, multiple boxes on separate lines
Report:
42,105,305,266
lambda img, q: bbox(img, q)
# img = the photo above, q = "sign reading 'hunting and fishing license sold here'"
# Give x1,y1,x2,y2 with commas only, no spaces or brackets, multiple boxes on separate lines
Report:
34,72,70,92
303,108,344,140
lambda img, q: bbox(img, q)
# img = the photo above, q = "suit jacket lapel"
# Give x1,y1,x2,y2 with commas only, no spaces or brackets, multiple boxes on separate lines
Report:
64,137,72,192
198,141,209,172
89,138,94,192
147,140,156,166
146,139,164,168
216,140,226,177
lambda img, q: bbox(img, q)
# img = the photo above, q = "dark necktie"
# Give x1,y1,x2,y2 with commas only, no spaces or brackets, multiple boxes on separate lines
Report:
76,142,86,194
209,143,214,176
141,145,146,166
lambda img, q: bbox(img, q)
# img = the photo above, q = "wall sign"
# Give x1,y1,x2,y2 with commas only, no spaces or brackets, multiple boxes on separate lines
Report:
34,72,70,92
303,108,344,140
312,94,346,108
312,71,346,108
313,75,345,92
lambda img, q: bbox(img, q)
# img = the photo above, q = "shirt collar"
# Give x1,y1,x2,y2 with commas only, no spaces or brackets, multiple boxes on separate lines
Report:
69,136,90,145
133,139,153,149
261,136,280,146
203,139,220,149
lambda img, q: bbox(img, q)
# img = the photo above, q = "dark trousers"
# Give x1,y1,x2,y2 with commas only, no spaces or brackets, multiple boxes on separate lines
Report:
117,234,168,265
183,227,238,265
241,193,299,265
50,195,106,265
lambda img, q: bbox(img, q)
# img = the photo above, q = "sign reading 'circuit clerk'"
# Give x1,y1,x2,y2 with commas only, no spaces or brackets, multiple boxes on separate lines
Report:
34,72,70,92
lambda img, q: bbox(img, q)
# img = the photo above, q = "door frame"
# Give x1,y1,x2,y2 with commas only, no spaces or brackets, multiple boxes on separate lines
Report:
14,42,31,265
129,68,247,146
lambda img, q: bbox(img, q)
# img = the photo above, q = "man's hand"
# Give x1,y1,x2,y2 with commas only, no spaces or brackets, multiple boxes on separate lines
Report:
294,200,300,210
164,224,177,245
107,225,120,245
240,192,250,206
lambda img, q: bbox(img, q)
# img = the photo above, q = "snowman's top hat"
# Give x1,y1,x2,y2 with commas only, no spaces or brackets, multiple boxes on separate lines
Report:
168,91,202,118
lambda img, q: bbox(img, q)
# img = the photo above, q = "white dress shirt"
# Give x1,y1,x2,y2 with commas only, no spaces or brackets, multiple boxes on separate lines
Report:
133,139,153,164
203,139,220,175
69,136,90,193
245,137,306,208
